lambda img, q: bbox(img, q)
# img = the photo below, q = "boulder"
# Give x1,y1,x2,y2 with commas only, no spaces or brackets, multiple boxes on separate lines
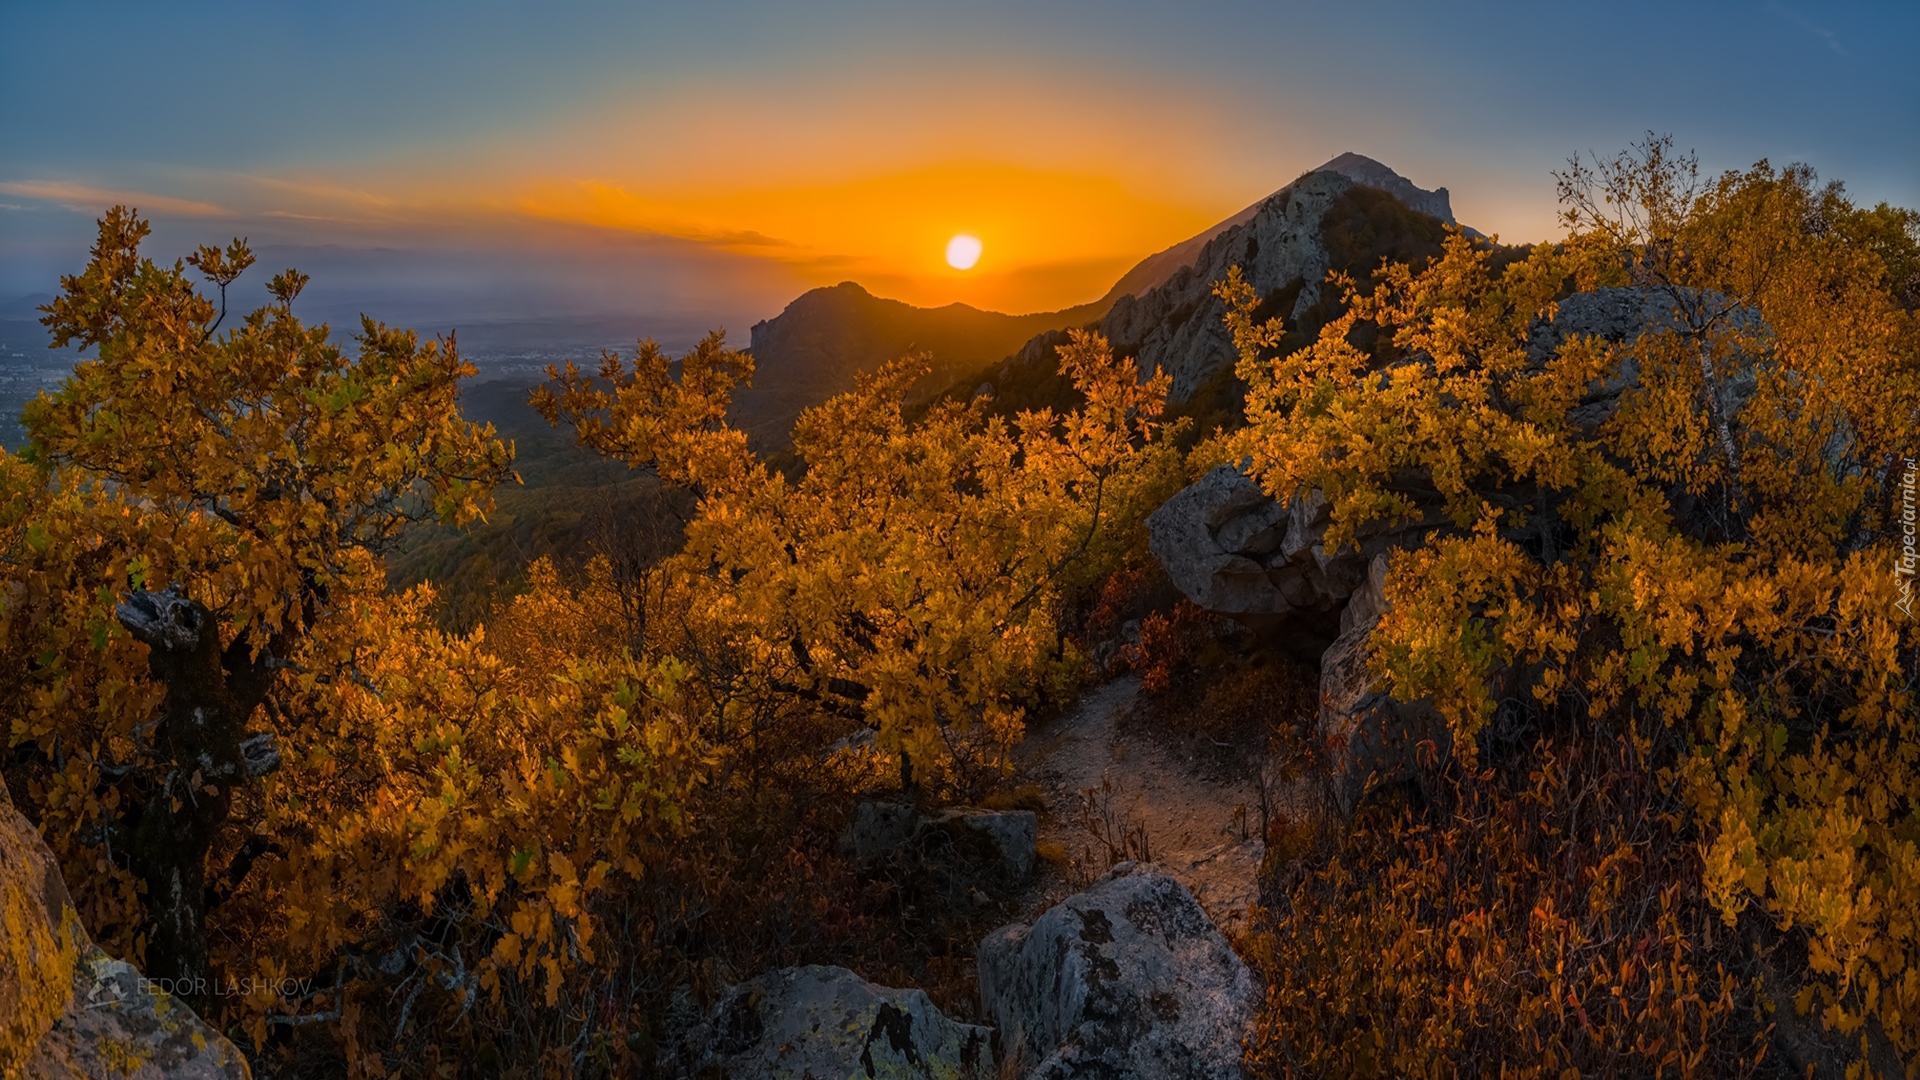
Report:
842,801,1038,885
1527,286,1761,434
1315,554,1446,815
923,809,1037,883
1,793,250,1078
1146,466,1438,656
978,865,1257,1079
694,965,992,1080
1146,466,1290,618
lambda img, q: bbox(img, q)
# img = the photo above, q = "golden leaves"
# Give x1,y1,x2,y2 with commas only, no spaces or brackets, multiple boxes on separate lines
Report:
1226,151,1920,1063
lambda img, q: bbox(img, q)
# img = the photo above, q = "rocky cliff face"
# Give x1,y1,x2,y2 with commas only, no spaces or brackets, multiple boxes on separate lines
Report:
744,155,1460,436
1068,155,1457,405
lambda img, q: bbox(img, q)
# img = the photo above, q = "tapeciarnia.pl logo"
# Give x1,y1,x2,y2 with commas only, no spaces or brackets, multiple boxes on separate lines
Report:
1898,456,1916,619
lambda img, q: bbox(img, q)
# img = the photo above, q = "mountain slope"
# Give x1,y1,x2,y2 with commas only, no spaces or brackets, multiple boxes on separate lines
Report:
1089,156,1456,404
743,153,1462,443
1093,151,1458,309
738,283,1104,443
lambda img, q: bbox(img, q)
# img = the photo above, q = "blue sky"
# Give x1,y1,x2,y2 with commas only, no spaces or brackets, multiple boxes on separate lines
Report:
2,0,1914,327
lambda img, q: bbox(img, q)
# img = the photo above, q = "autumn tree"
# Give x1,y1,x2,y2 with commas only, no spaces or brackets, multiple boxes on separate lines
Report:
1226,138,1920,1068
538,329,1185,793
0,208,512,995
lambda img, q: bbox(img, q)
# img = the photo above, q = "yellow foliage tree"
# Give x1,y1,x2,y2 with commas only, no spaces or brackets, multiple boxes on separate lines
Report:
1226,138,1920,1064
538,329,1186,792
0,208,513,995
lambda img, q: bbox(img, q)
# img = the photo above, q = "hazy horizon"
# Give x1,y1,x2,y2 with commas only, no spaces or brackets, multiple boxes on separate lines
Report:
4,1,1915,332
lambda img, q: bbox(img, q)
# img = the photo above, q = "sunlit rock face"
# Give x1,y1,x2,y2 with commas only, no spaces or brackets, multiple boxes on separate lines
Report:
1102,171,1355,404
978,865,1257,1080
1,791,251,1079
1089,154,1457,405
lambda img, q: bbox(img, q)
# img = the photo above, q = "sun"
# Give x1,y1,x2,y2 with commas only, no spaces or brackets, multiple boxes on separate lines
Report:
945,233,983,270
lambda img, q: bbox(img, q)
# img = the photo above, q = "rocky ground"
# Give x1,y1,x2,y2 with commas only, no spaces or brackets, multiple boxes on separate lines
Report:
1014,675,1267,940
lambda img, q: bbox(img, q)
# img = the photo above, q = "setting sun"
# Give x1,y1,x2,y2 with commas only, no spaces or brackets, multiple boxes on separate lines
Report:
945,233,983,270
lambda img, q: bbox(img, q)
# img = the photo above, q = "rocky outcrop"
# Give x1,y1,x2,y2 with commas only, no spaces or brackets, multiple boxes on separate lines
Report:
1528,286,1763,438
978,865,1257,1079
1102,170,1353,404
1090,155,1456,404
1315,152,1458,225
1145,465,1441,654
1,793,250,1079
1314,554,1445,814
842,801,1039,884
692,965,991,1080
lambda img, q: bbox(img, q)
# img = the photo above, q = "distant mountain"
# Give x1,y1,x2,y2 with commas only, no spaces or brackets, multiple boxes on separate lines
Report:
0,294,56,320
1082,152,1459,312
736,283,1107,443
726,153,1467,443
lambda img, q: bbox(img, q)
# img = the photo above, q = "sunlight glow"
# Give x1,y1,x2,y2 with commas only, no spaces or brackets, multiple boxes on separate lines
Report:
945,233,983,270
512,164,1219,311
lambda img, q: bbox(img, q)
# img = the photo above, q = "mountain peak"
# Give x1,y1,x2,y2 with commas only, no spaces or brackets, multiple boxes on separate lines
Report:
1311,153,1454,224
1100,155,1456,305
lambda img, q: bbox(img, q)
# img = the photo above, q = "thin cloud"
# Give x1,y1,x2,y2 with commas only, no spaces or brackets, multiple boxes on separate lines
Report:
0,180,226,217
1767,2,1848,57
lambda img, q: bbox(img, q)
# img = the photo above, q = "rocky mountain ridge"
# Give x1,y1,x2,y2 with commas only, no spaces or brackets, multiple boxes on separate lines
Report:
743,153,1462,440
1009,154,1460,407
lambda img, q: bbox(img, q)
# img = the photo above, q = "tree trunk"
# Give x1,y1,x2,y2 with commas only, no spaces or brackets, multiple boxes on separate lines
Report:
115,586,263,1002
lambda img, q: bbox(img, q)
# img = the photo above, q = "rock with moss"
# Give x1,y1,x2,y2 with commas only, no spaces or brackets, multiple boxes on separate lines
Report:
978,864,1256,1079
0,794,249,1079
693,964,992,1079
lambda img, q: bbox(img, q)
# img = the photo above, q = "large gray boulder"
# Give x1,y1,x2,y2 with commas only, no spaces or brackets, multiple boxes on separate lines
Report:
1145,467,1292,619
978,865,1257,1079
1,794,250,1078
695,965,992,1080
1145,466,1438,650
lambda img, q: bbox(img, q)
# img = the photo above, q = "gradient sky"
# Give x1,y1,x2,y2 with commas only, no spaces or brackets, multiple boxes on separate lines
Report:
3,0,1915,334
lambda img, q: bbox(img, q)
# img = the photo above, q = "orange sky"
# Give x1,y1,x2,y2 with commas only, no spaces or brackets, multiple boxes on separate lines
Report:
7,3,1914,326
510,163,1220,312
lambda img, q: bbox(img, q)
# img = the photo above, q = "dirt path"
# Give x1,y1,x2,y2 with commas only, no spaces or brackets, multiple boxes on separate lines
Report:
1014,675,1265,937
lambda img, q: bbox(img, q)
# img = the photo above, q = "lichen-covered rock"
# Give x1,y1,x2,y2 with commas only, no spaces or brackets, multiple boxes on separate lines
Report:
978,865,1257,1079
1,796,249,1079
695,965,991,1080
